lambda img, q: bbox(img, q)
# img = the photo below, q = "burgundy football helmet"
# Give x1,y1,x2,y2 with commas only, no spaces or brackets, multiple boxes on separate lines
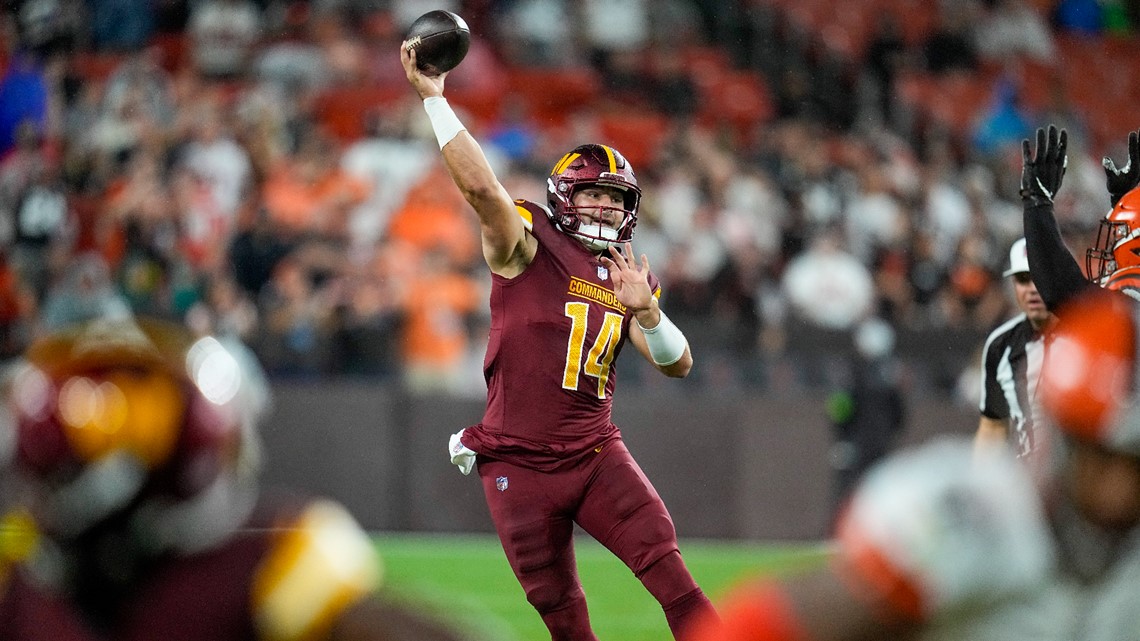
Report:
1087,186,1140,292
3,318,262,551
546,144,641,252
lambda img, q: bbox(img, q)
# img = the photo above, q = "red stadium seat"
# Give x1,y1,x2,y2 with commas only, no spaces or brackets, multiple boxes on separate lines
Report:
73,52,128,82
696,71,774,144
505,66,601,126
314,85,404,142
597,110,672,168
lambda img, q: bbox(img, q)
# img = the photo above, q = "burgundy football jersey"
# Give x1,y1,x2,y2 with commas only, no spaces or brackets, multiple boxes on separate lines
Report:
460,200,660,471
0,495,380,641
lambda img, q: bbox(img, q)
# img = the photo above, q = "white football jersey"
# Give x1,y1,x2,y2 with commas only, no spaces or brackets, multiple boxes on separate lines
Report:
839,437,1140,640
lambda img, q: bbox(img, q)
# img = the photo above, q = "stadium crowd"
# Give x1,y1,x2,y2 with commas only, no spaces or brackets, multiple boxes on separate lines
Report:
0,0,1136,396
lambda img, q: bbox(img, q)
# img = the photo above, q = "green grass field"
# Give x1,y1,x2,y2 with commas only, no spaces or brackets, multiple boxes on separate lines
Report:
374,532,830,641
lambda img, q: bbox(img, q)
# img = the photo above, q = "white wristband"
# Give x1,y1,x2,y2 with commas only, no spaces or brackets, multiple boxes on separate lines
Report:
423,96,466,149
636,310,687,366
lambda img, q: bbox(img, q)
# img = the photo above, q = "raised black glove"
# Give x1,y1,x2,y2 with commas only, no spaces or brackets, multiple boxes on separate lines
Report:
1103,129,1140,207
1021,125,1067,208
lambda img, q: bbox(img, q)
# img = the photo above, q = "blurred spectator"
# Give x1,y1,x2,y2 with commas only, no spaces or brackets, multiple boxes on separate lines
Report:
646,45,699,119
484,101,542,165
6,140,71,301
498,0,578,67
1100,0,1140,33
187,0,263,80
826,317,905,519
340,104,435,250
578,0,650,78
261,129,369,239
0,52,47,156
782,229,874,331
391,0,462,32
921,2,982,75
1052,0,1105,35
176,100,252,229
327,241,408,379
185,269,258,342
88,0,155,52
843,147,907,264
971,73,1035,159
227,206,294,298
0,249,31,356
974,0,1057,64
385,163,480,266
253,4,330,94
86,50,176,165
863,13,909,127
255,250,338,377
36,251,132,334
14,0,84,59
398,247,483,394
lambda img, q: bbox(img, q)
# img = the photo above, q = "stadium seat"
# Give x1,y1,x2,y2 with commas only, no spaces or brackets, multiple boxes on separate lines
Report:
597,110,671,168
72,52,128,82
314,85,404,142
696,70,773,145
505,66,601,126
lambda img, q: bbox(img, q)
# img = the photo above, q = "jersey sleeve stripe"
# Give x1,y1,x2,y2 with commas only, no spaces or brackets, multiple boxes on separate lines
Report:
515,203,534,231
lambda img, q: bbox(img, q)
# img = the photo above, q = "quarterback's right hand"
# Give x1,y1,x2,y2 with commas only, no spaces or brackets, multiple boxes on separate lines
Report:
400,43,445,100
1104,129,1140,207
1021,124,1067,208
449,429,476,476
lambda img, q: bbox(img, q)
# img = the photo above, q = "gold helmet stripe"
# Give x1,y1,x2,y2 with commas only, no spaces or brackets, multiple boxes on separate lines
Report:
601,145,617,174
552,152,580,175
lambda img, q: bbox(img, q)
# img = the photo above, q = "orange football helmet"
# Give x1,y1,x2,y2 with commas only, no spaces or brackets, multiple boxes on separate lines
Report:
1039,290,1140,455
1087,186,1140,290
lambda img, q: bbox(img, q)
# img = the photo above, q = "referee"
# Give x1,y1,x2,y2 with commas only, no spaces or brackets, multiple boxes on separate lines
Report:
976,237,1057,458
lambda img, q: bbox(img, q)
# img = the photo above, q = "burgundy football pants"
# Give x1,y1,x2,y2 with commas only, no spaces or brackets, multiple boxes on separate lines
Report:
478,438,716,641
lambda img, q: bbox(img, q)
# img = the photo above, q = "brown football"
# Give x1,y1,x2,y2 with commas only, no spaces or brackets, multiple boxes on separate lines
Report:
404,10,470,76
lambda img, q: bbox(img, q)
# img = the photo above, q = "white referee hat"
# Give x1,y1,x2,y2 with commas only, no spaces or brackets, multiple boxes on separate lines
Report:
1003,237,1030,277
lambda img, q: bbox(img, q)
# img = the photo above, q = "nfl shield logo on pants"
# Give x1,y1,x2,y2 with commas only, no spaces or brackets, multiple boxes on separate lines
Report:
496,476,509,492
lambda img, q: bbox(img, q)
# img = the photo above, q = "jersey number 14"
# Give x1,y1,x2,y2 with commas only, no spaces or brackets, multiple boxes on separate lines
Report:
562,301,623,399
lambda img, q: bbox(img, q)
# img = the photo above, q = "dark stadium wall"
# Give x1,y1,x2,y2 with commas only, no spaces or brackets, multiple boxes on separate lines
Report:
261,383,976,540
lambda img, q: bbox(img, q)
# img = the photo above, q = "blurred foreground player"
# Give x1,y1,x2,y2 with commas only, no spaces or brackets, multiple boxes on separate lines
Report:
401,40,716,641
0,318,470,641
692,289,1140,641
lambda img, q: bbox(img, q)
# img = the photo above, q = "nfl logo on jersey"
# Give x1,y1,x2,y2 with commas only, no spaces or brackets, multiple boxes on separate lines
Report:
496,476,509,492
597,265,609,280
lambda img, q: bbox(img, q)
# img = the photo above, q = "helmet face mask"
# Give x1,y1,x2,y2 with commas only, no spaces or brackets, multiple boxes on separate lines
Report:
1088,188,1140,289
546,144,641,252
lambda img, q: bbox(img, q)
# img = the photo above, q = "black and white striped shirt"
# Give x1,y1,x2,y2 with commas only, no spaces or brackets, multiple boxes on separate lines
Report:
979,313,1046,458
